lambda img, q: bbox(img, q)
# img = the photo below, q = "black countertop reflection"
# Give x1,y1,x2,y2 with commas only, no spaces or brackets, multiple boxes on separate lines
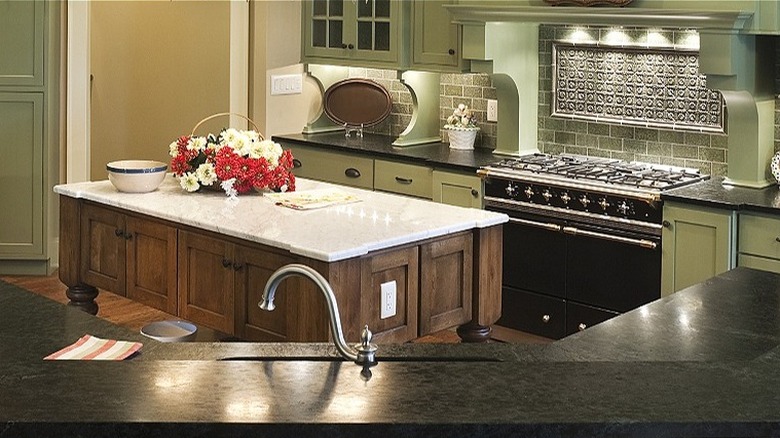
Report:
5,267,780,437
662,176,780,213
272,132,501,172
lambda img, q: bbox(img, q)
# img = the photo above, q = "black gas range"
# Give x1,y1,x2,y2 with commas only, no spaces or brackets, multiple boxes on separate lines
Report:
478,153,708,339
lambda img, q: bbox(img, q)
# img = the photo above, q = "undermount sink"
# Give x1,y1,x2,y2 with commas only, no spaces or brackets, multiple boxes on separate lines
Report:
219,356,501,363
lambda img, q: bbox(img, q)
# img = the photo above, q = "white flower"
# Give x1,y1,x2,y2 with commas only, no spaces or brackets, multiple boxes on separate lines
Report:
168,141,179,157
187,136,207,152
220,178,238,199
230,132,253,156
221,128,241,147
251,139,283,166
195,163,217,186
179,173,200,192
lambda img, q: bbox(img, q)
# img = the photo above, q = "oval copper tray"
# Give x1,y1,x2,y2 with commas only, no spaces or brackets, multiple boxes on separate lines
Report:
323,78,392,127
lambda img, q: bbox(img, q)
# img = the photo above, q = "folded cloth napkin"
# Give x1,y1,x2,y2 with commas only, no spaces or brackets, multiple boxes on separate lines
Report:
266,188,361,210
44,334,142,361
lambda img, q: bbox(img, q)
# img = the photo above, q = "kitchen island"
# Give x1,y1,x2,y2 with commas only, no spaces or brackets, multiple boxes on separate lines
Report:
54,177,506,343
4,267,780,437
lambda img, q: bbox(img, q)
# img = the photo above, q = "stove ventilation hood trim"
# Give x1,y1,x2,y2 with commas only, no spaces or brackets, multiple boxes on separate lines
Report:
444,5,753,32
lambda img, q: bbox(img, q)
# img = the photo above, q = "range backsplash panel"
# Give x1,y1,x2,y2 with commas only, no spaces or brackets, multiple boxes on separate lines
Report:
552,43,724,132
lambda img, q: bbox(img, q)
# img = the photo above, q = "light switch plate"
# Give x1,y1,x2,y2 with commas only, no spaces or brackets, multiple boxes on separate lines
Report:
271,74,303,95
380,281,397,319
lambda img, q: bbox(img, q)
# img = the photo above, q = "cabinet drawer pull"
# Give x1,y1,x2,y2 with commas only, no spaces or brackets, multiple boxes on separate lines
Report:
222,258,232,268
471,188,479,198
292,158,302,169
448,48,456,55
395,176,413,185
542,314,551,323
344,168,361,178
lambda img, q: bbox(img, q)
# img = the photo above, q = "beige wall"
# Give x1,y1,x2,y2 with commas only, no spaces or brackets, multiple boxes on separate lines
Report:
89,1,231,180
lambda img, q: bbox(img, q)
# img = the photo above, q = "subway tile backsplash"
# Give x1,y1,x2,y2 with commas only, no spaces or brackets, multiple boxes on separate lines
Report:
344,25,780,178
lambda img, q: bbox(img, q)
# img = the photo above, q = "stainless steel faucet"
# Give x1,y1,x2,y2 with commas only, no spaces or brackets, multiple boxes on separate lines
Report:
259,263,378,367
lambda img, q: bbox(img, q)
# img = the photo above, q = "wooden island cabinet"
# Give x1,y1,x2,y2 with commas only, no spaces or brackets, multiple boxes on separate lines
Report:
56,178,506,343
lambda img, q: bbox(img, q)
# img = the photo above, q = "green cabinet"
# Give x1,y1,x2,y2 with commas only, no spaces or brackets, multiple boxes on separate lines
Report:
0,0,58,275
302,0,409,68
737,212,780,274
411,0,464,72
661,202,735,296
432,170,482,209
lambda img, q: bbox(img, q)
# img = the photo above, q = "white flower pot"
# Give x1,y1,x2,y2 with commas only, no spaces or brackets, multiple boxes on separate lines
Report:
446,127,479,150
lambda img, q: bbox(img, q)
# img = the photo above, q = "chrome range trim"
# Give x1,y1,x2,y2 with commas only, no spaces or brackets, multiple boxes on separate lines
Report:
484,196,663,236
561,226,658,250
478,167,663,203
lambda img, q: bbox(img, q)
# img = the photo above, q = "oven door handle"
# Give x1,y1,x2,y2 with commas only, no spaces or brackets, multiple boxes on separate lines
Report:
509,217,562,232
562,226,658,250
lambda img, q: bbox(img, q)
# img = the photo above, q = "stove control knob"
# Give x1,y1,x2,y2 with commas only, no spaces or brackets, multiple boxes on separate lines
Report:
617,201,631,215
524,186,535,199
579,195,591,208
542,189,552,202
505,183,518,197
598,198,610,211
560,192,571,205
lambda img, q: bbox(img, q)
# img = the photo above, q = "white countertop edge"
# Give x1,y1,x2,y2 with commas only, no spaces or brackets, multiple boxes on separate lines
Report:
54,179,508,263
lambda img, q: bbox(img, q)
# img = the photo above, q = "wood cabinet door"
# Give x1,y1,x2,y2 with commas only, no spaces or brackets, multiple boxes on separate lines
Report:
125,216,178,315
80,203,126,295
361,246,419,343
234,245,330,341
419,232,473,335
178,230,235,334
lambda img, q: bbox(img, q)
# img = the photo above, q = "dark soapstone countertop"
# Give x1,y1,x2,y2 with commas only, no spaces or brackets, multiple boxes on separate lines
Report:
662,176,780,214
272,132,501,173
6,268,780,437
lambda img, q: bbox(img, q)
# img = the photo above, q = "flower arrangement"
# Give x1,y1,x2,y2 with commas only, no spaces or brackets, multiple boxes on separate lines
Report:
169,128,296,196
445,103,478,129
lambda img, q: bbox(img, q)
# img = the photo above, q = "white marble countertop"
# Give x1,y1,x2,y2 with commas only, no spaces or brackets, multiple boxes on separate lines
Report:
54,177,507,262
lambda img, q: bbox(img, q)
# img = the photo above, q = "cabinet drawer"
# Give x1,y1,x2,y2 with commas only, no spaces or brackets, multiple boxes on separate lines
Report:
289,145,374,189
738,253,780,274
374,160,432,199
497,287,565,340
738,214,780,259
565,302,618,336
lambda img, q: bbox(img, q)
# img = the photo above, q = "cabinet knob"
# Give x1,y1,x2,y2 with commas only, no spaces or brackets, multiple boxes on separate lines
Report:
471,188,479,197
292,158,302,169
232,263,244,271
341,43,354,49
662,220,671,228
124,232,133,240
448,48,455,55
222,258,232,268
395,176,413,185
115,229,124,237
345,168,361,178
775,237,780,243
542,314,551,323
578,323,587,331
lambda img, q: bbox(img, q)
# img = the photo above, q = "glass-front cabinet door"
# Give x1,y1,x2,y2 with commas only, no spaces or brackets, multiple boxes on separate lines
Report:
303,0,406,67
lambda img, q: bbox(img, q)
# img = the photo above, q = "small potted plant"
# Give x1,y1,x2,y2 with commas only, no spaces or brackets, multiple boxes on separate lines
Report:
444,103,480,150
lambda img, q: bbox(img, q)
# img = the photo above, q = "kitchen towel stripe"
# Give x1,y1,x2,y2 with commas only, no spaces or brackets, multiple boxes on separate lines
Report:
45,334,142,360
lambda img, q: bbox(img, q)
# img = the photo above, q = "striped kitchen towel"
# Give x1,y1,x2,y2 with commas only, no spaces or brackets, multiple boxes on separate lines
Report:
44,334,142,360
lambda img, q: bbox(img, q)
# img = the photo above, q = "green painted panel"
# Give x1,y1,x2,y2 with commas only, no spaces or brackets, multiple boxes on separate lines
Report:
0,0,43,86
411,0,463,71
432,170,482,209
289,144,374,189
738,253,780,274
0,93,43,256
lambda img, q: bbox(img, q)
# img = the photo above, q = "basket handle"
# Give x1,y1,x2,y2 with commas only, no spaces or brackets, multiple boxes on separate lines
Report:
190,112,263,139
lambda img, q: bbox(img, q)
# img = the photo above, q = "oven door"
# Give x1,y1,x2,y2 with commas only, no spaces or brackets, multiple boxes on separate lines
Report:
564,220,661,313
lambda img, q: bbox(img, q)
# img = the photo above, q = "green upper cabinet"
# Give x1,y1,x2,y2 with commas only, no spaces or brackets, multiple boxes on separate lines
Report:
0,0,43,87
411,0,465,72
302,0,409,68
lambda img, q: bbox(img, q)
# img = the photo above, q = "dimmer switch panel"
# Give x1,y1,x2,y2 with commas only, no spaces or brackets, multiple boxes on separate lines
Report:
271,74,303,95
380,281,397,319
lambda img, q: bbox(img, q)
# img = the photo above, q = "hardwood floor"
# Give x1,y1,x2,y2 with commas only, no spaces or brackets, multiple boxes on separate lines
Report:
1,271,552,344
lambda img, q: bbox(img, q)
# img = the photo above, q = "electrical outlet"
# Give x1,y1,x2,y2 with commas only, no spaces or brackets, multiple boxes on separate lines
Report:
487,99,498,122
270,74,303,95
380,281,397,319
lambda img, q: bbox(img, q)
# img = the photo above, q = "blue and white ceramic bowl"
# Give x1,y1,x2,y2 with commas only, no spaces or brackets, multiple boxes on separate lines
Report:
106,160,168,193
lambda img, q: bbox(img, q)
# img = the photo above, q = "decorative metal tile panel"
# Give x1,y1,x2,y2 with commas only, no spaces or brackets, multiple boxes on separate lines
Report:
552,43,724,132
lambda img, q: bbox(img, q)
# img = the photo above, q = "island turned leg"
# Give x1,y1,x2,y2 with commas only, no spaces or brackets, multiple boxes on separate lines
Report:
65,284,99,315
458,225,503,343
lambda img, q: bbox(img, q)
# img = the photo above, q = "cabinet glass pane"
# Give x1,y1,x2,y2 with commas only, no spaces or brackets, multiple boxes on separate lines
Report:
312,20,326,47
357,0,372,18
328,21,343,48
328,0,343,17
313,0,326,16
375,22,390,51
375,0,390,18
358,22,372,50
